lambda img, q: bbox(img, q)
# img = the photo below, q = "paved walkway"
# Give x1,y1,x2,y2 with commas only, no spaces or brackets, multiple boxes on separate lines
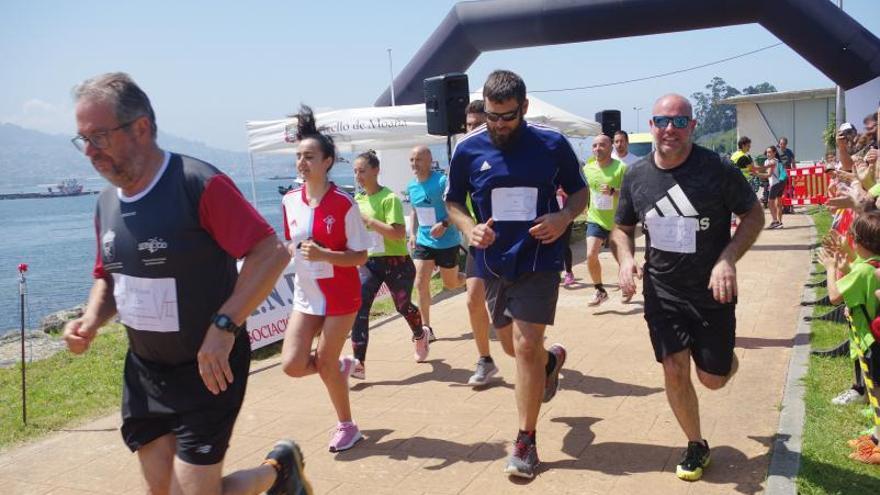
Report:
0,212,812,494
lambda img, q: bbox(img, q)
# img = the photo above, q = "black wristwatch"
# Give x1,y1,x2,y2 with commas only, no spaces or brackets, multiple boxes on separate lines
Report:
212,313,243,335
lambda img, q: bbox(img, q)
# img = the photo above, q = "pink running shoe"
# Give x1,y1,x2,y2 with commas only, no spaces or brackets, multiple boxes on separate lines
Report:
328,422,363,453
413,334,430,362
563,272,575,286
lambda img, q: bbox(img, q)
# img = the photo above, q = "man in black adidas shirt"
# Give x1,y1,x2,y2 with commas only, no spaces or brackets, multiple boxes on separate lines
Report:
610,94,764,482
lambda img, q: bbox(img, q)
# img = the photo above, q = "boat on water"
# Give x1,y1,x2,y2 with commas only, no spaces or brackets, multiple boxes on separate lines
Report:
0,179,98,200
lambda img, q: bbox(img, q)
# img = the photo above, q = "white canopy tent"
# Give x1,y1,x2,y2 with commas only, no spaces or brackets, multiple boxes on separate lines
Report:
243,92,601,199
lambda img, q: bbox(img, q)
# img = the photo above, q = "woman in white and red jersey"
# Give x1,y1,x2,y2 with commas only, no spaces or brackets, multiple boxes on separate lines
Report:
280,105,371,453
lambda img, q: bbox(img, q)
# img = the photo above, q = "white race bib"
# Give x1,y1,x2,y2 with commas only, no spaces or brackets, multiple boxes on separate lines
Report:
491,187,538,221
367,231,385,255
111,274,179,332
645,216,697,254
594,192,614,210
415,206,437,226
294,251,334,279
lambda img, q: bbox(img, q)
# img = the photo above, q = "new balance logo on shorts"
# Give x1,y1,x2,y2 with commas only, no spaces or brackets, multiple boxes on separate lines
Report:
645,184,710,231
195,444,213,455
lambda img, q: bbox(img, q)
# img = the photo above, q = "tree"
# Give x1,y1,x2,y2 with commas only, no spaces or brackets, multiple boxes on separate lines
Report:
691,77,777,139
742,82,777,95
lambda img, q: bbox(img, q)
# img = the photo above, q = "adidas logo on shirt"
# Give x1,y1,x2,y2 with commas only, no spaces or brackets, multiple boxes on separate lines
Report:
479,161,492,172
645,184,710,230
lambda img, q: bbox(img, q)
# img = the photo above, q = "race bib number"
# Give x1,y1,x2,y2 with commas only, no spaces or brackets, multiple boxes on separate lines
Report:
491,187,538,221
415,207,437,226
111,274,179,332
645,216,697,254
368,231,385,255
594,192,614,210
294,251,334,279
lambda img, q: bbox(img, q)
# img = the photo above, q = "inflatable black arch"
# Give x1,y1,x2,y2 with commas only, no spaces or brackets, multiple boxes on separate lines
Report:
375,0,880,106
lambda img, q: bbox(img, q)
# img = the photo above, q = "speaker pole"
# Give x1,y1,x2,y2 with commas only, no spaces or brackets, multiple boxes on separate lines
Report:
447,136,453,167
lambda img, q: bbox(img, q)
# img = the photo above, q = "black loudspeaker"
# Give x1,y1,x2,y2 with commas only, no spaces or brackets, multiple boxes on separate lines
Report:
424,73,469,136
594,110,621,137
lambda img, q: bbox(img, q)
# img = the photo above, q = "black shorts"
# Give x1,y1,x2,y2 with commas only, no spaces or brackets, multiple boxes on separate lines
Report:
769,182,785,199
485,271,560,328
412,244,459,269
120,335,250,465
644,289,736,376
465,247,484,279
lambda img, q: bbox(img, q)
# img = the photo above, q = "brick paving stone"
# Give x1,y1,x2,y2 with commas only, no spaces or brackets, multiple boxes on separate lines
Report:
0,211,810,494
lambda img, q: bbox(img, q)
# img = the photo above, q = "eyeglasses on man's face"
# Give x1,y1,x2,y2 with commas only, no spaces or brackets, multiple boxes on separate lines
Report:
71,120,136,152
485,104,522,122
652,115,691,129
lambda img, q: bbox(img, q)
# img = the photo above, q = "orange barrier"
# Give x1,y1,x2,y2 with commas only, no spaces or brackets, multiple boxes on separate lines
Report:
782,165,829,206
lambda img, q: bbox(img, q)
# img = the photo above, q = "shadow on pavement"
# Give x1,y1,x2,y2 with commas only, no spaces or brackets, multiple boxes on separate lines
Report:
735,335,809,349
541,417,772,494
559,367,663,399
334,428,507,470
351,359,663,400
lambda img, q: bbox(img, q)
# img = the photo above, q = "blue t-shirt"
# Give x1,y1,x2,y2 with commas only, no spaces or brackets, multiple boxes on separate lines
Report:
445,121,587,280
407,171,461,249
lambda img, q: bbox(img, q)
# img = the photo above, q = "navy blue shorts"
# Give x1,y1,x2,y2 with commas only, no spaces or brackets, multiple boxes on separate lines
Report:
586,222,610,241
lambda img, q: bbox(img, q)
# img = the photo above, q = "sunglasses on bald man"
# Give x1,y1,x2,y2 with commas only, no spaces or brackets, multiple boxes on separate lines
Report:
652,116,691,129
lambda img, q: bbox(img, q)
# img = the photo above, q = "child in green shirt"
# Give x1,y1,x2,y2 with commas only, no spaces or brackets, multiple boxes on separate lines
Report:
821,211,880,464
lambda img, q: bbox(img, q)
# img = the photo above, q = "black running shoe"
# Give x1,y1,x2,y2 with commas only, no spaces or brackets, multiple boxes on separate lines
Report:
504,433,539,479
543,344,566,403
676,440,711,481
265,439,313,495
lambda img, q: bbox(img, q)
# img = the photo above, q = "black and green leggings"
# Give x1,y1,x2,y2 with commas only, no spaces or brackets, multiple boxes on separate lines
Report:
351,255,423,363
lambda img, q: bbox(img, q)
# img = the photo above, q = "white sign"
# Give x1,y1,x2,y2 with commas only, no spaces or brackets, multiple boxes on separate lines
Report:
594,191,614,210
415,206,437,226
112,274,179,333
245,261,296,350
368,231,385,255
491,187,538,221
293,251,333,279
646,216,697,254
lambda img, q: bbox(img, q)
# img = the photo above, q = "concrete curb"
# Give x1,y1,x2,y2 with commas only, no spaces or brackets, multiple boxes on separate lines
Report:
765,211,818,494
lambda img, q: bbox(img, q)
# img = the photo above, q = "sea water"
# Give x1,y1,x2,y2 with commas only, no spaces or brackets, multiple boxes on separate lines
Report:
0,170,355,336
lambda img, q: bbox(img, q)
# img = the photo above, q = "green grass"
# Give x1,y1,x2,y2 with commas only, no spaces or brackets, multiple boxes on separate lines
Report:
0,325,127,449
0,272,451,450
797,206,880,493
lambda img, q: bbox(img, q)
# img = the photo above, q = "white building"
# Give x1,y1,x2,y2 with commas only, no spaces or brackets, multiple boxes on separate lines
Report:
720,88,834,162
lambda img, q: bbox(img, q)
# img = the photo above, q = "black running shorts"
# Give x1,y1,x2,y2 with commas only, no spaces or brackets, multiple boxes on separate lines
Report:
120,334,250,465
412,244,460,269
769,182,785,199
644,288,736,376
485,271,560,328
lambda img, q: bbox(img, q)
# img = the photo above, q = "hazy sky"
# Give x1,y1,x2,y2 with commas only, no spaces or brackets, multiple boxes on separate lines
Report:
2,0,877,151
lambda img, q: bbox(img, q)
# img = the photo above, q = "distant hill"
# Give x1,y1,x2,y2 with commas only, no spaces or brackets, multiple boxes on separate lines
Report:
0,123,293,189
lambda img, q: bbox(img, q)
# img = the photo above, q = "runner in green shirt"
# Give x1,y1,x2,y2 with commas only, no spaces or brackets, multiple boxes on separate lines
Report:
583,134,627,305
349,151,428,379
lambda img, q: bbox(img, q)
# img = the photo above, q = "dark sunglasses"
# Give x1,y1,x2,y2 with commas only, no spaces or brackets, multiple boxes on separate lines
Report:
652,115,691,129
485,104,522,122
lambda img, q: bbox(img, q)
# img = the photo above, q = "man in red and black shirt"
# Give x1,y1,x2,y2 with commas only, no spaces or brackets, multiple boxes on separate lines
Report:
63,73,309,495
